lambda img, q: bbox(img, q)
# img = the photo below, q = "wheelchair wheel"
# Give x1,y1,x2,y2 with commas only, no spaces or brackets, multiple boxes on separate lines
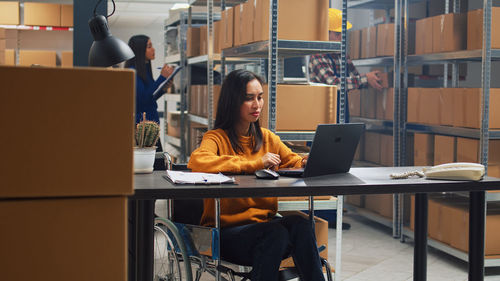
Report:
154,217,193,281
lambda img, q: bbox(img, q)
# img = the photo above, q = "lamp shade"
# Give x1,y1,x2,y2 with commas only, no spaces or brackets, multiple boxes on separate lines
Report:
88,15,134,67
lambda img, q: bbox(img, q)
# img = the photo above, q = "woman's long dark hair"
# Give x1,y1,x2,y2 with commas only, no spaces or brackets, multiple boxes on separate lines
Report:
214,69,264,154
124,35,152,83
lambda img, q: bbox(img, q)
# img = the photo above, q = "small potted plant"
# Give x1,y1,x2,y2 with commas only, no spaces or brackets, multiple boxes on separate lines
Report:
134,113,160,173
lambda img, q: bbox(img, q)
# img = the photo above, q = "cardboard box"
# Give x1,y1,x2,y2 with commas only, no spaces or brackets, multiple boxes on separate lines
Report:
348,29,361,59
0,38,5,50
198,85,222,119
260,84,337,131
233,4,243,46
364,132,381,164
167,111,183,138
467,8,500,50
279,211,329,268
427,198,453,244
253,0,329,42
407,88,419,123
0,197,127,281
60,4,73,27
349,89,361,117
434,135,456,164
19,50,57,67
5,49,15,65
187,26,201,57
463,88,500,129
414,133,434,166
432,13,466,53
240,1,254,45
0,1,20,25
0,66,134,198
0,50,4,64
449,204,500,255
189,122,207,153
61,51,73,67
376,88,393,120
418,88,440,125
457,137,479,163
24,2,61,27
376,23,394,57
378,193,394,219
360,88,377,118
415,17,433,54
220,8,234,49
439,88,454,126
345,195,364,207
361,26,377,58
199,25,207,55
380,133,393,167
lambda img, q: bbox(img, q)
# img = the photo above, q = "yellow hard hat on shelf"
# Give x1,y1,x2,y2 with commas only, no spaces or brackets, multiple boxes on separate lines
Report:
329,8,352,32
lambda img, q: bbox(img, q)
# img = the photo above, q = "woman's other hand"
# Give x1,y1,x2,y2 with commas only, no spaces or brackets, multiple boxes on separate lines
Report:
160,64,174,78
262,152,281,169
366,70,383,90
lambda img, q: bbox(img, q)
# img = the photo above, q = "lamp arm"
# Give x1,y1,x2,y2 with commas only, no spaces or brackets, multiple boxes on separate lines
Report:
93,0,116,18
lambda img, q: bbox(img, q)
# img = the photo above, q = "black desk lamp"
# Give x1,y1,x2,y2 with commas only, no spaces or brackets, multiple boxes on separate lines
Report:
88,0,134,67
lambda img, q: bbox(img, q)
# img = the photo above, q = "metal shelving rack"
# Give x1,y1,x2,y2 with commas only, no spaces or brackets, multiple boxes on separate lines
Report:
349,0,500,268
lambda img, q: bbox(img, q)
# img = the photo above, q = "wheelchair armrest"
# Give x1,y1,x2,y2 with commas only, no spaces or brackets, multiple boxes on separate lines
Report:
172,163,190,171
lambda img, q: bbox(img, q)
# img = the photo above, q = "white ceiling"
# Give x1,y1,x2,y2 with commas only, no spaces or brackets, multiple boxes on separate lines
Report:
108,1,188,29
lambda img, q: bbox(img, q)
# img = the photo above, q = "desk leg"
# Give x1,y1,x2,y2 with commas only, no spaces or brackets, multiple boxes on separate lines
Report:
414,193,427,281
469,191,485,281
136,199,155,281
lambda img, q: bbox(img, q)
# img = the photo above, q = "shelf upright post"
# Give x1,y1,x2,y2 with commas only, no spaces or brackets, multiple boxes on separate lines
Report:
451,0,460,88
393,0,408,239
443,0,450,88
220,0,226,80
470,1,492,278
207,0,215,130
334,1,348,281
267,0,278,133
179,9,190,163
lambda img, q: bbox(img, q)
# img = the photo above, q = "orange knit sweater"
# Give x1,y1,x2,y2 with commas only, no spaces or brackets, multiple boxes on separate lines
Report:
187,128,303,227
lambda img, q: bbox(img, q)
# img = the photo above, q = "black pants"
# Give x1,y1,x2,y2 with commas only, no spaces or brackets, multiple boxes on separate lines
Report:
220,215,325,281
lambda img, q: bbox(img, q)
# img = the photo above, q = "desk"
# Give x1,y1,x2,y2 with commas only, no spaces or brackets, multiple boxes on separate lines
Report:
131,167,500,281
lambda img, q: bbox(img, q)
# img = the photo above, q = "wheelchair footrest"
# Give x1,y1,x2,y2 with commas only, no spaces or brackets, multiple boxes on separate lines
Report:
279,267,300,281
216,264,252,279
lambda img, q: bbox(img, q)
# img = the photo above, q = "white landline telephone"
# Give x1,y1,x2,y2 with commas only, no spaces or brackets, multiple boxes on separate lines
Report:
423,162,485,181
390,162,485,181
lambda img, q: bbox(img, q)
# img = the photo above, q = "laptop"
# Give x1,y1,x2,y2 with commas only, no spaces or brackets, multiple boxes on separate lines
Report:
278,123,364,178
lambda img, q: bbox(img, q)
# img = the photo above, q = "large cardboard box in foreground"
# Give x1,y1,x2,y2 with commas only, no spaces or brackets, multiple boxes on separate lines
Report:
260,84,337,131
0,66,135,198
24,2,61,26
0,197,127,281
253,0,329,42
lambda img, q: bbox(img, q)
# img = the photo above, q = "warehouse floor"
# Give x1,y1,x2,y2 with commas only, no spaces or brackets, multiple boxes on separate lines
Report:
330,213,500,281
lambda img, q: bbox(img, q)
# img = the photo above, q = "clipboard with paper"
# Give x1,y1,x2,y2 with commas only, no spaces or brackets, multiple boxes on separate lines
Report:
164,170,236,185
152,66,183,100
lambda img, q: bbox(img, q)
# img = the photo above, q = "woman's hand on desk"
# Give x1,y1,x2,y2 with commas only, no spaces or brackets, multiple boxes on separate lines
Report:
301,155,308,167
262,152,281,170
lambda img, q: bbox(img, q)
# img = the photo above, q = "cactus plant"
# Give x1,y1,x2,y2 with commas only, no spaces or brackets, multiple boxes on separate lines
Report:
135,112,160,148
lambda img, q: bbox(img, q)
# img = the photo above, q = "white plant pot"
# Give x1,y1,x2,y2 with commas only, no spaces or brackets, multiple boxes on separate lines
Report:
134,147,157,174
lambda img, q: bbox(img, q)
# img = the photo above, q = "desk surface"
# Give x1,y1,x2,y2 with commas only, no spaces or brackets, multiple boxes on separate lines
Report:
133,167,500,200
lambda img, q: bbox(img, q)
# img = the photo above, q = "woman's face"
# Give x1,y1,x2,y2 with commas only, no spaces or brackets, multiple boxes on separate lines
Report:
239,78,264,127
145,39,155,61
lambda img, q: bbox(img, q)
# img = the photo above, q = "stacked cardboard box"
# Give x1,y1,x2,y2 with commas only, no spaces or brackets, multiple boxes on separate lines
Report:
415,13,467,55
0,1,20,25
0,28,5,65
410,195,500,256
0,66,134,281
19,50,58,67
467,8,500,50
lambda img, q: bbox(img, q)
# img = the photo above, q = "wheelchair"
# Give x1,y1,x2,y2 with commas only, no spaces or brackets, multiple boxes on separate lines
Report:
152,157,334,281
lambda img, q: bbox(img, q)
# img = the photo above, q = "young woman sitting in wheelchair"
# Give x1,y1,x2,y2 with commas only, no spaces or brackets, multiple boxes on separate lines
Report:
188,69,326,281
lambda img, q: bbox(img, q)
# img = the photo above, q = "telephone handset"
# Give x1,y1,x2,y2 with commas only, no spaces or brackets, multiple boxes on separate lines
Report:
423,162,485,181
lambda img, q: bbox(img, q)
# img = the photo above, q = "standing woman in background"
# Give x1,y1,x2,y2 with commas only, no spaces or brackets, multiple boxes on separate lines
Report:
125,34,174,151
